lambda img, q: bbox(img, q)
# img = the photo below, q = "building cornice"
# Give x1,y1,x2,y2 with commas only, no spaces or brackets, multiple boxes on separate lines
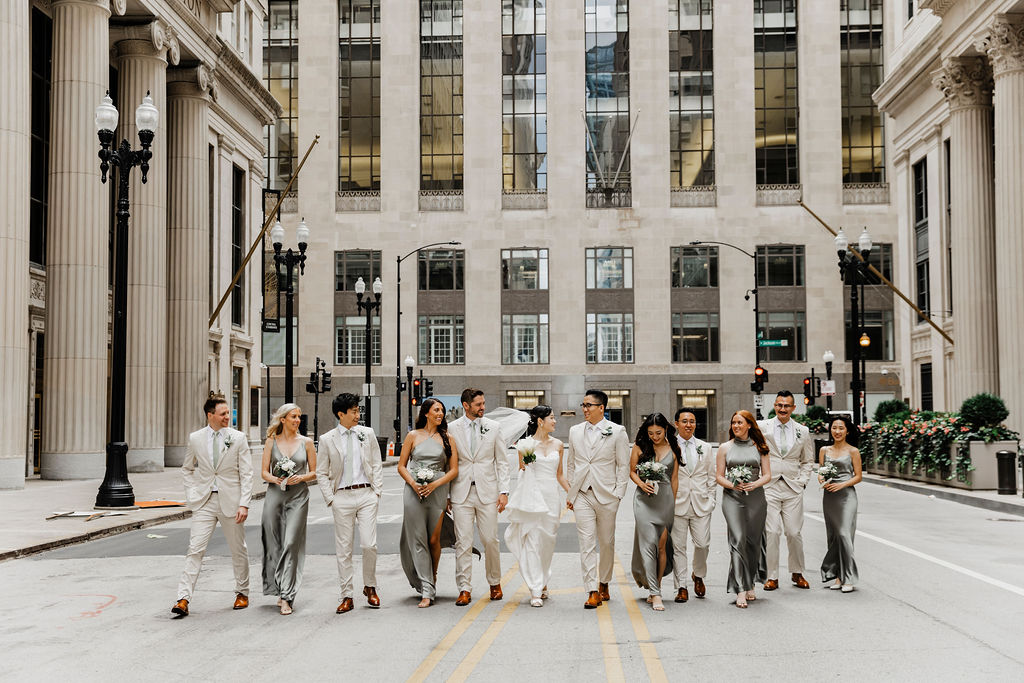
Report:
213,37,282,126
919,0,957,18
874,25,944,117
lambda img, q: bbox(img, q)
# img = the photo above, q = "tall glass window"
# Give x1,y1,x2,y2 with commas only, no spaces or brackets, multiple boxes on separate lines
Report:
671,246,718,287
502,248,549,290
586,247,633,289
503,1,547,191
913,159,930,322
840,0,884,183
756,245,805,287
335,250,382,291
420,1,464,191
230,166,245,326
757,311,806,361
585,0,630,195
419,315,465,364
754,0,798,185
339,1,381,191
30,9,52,267
502,314,550,364
264,0,299,190
669,1,713,187
587,313,634,363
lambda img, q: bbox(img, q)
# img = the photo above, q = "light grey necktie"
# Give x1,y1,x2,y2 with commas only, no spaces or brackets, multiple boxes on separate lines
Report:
779,424,790,455
469,421,478,454
212,430,221,468
340,430,354,487
684,441,693,471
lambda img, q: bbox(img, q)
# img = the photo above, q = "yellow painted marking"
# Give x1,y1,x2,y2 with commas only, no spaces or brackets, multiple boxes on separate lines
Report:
614,560,668,683
595,597,625,682
447,582,530,683
405,564,519,683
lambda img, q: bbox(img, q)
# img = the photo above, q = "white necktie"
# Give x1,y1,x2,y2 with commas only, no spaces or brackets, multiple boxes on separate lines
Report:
212,430,221,468
779,424,790,455
341,430,354,487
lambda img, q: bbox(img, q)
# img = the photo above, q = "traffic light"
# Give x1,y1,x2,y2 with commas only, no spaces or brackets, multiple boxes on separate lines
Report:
803,376,815,406
412,378,422,406
321,370,331,393
305,370,318,394
424,378,434,397
751,365,767,393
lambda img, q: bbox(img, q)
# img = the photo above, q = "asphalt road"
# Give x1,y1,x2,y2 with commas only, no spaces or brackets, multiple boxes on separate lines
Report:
4,466,1024,682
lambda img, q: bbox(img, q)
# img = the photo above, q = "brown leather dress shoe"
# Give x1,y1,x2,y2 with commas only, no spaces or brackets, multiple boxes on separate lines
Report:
336,597,354,614
232,594,248,610
489,584,503,601
792,573,810,589
692,574,706,598
598,582,611,602
363,586,380,608
763,579,779,591
584,591,602,609
455,591,472,607
171,598,189,617
674,588,688,603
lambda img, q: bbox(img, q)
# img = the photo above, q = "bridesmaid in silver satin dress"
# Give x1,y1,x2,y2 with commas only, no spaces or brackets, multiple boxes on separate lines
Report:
819,415,862,592
260,403,317,615
629,413,680,611
716,410,772,608
398,398,460,608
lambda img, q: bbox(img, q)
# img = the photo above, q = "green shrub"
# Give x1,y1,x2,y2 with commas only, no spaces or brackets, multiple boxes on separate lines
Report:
806,405,828,422
873,399,909,424
959,393,1009,431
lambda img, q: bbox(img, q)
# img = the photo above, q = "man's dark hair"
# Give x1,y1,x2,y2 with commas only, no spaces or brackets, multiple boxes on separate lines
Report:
204,397,227,416
674,408,696,422
585,389,608,408
775,390,795,402
460,388,485,406
332,392,361,417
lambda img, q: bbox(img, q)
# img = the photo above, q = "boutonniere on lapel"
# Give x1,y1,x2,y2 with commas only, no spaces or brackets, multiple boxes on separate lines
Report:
600,426,614,438
479,425,490,435
696,445,704,456
355,431,367,443
223,435,235,449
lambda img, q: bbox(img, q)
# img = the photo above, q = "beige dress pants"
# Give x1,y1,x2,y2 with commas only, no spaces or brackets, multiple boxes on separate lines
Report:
331,487,379,600
671,512,711,589
453,486,501,592
177,493,249,601
573,489,619,592
764,481,806,578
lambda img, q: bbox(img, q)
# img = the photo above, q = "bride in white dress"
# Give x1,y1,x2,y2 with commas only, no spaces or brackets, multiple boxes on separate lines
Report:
503,405,569,607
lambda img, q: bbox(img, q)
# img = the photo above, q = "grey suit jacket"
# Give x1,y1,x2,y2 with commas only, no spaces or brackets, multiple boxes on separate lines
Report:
675,437,716,518
316,425,384,505
565,419,630,505
758,418,814,494
448,415,510,505
182,426,253,517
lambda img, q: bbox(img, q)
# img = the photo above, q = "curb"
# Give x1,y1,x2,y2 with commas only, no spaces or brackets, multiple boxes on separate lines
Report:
861,475,1024,518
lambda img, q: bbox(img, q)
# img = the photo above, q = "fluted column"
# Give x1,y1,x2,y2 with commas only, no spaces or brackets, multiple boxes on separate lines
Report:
113,23,178,471
42,0,112,479
165,66,212,466
932,57,999,404
976,15,1024,430
0,2,30,489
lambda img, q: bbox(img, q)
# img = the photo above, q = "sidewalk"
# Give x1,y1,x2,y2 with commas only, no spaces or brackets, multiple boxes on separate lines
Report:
862,473,1024,517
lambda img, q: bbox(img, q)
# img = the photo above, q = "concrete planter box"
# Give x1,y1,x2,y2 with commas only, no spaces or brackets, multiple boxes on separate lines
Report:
946,440,1019,490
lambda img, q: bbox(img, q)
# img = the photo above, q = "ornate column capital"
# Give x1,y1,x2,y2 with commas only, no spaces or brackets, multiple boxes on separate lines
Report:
111,19,180,65
975,14,1024,78
932,57,992,110
168,64,219,101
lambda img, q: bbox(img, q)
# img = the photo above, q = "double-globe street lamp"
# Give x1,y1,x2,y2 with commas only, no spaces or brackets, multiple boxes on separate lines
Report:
355,276,383,430
835,227,873,425
393,240,461,453
271,217,310,404
93,91,159,508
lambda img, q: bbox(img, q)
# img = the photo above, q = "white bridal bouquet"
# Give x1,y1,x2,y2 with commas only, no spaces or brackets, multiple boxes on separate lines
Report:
517,436,539,465
636,460,668,495
414,466,438,486
726,465,754,495
819,460,839,482
273,457,297,491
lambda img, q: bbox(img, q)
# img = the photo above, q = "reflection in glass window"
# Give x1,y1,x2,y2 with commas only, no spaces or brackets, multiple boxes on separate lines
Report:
418,315,465,364
671,246,718,287
502,248,549,290
586,247,633,289
336,315,381,365
339,1,381,191
587,312,634,363
502,0,547,190
420,1,464,191
841,0,884,183
585,0,630,193
913,159,929,321
264,0,299,189
845,309,893,361
335,250,382,291
672,312,720,362
754,0,798,185
418,249,465,290
502,314,549,364
757,311,806,361
670,0,714,187
756,245,804,287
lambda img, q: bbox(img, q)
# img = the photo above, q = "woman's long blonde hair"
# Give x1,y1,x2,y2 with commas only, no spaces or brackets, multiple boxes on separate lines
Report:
267,403,301,440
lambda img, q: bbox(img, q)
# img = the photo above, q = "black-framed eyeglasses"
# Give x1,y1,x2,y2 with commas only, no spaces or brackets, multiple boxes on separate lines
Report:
580,402,601,409
774,403,794,409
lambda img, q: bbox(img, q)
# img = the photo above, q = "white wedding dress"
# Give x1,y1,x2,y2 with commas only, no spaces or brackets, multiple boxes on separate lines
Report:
503,438,562,600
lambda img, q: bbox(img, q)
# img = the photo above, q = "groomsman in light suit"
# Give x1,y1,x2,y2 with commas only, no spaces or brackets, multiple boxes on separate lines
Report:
172,397,253,618
671,409,716,603
316,392,383,614
566,390,630,609
758,390,815,591
449,388,510,606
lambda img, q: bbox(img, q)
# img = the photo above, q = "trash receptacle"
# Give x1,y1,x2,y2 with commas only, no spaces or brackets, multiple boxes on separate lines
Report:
996,450,1016,495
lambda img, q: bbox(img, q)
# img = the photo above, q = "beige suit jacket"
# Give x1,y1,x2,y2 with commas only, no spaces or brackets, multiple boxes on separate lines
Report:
181,426,253,517
674,436,716,518
316,425,384,505
448,416,510,505
565,419,630,505
759,418,815,494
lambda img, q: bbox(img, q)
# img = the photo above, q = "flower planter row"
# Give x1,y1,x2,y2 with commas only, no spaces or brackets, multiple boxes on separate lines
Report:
861,440,1016,490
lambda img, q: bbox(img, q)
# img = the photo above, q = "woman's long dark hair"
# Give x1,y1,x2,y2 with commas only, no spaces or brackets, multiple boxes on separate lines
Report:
526,404,553,437
634,412,682,467
729,410,769,456
826,414,859,448
415,397,453,462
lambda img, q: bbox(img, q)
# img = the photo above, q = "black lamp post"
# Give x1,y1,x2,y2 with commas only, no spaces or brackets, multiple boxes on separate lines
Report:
394,240,460,453
835,227,872,426
822,349,835,412
93,91,158,508
271,217,309,403
355,276,383,430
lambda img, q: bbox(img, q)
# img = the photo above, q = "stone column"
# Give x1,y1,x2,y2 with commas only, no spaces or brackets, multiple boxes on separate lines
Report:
112,23,178,471
42,0,113,479
0,2,30,489
976,15,1024,430
165,66,213,466
932,57,999,404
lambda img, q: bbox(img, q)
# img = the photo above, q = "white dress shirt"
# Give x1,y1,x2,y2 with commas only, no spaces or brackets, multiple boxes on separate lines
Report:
336,427,370,488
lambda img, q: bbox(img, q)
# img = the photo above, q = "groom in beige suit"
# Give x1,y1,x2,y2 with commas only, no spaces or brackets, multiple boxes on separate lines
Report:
671,409,716,603
316,392,383,614
172,397,253,617
449,388,510,606
566,390,630,609
759,390,815,591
